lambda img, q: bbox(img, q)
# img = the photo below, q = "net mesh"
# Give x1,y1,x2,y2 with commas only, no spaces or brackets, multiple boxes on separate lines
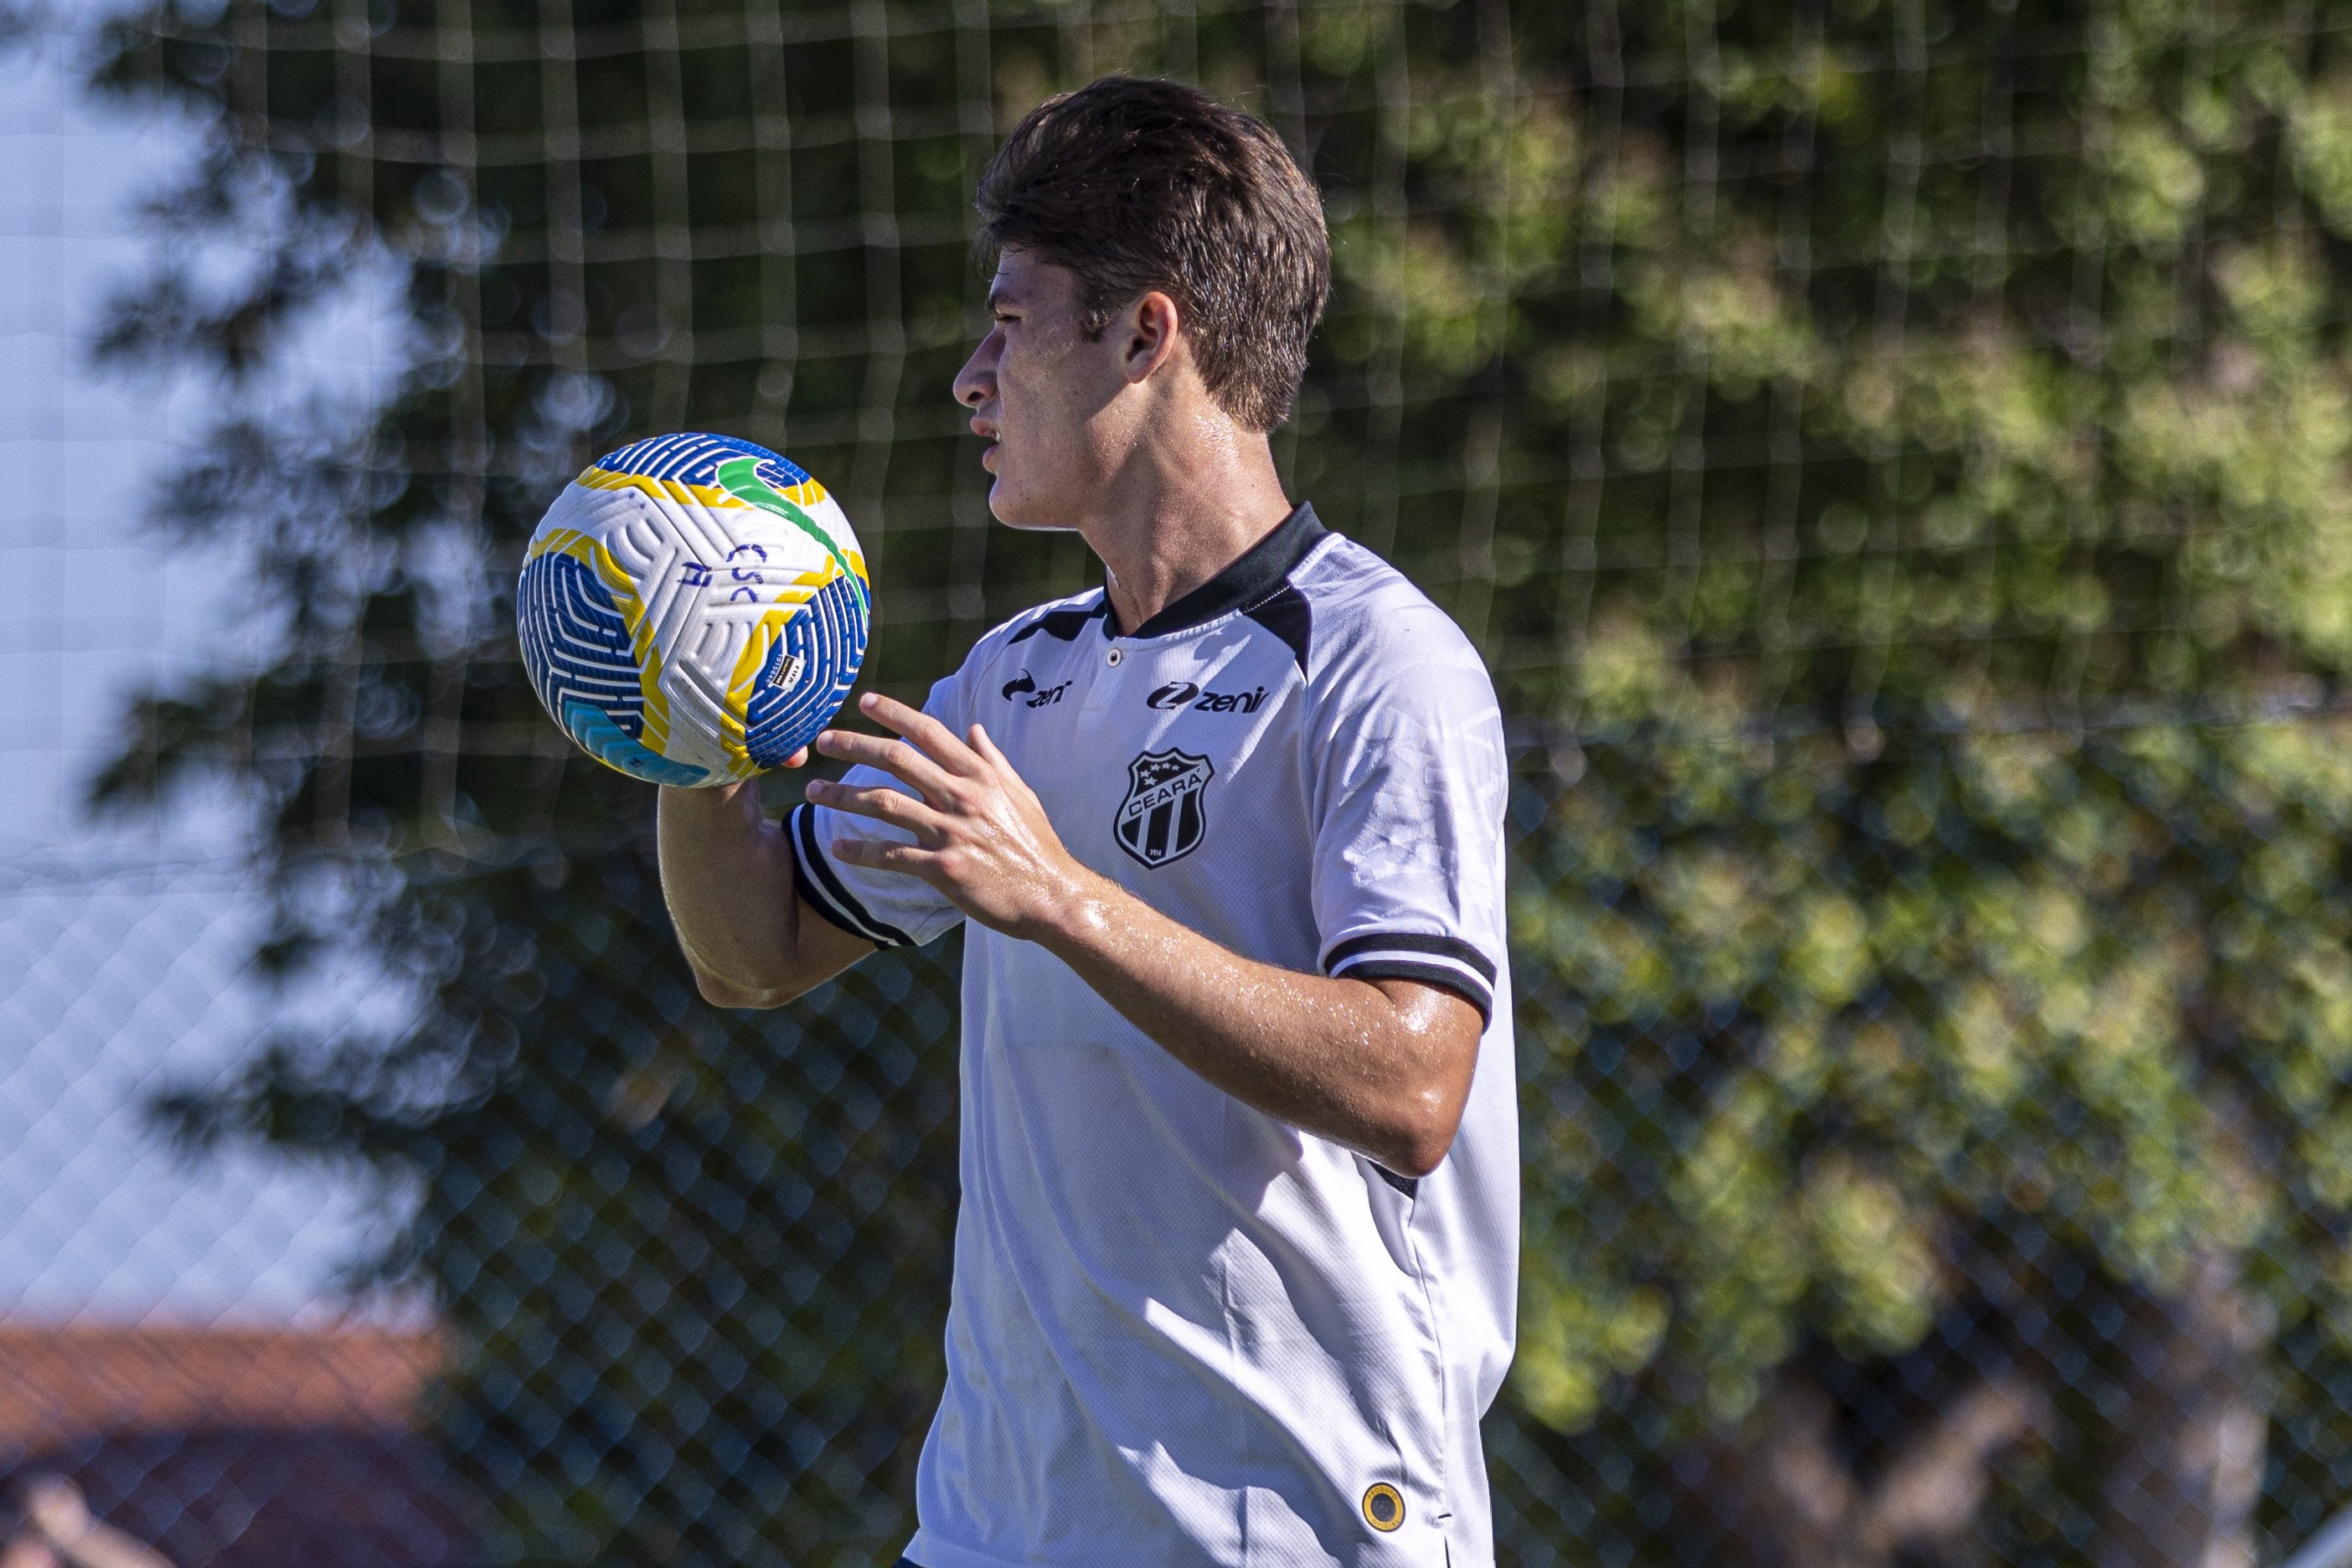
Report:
5,1,2352,1565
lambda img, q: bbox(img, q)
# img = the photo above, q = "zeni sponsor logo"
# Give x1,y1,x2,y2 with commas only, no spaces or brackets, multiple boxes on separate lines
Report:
1001,670,1070,707
1146,680,1267,715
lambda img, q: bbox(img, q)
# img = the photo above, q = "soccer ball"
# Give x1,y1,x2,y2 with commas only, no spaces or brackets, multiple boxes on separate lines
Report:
517,431,871,787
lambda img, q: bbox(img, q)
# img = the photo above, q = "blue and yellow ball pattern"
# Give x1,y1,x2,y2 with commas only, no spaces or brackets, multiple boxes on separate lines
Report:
517,432,871,787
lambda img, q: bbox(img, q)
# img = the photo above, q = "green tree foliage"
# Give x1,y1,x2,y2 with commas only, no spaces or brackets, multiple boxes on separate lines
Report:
69,0,2352,1564
1385,3,2352,1563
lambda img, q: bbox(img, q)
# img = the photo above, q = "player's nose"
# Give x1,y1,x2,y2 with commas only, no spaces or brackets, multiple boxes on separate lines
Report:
953,330,1000,410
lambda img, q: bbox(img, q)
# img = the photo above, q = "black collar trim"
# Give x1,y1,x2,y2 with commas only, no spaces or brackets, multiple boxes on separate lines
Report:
1119,503,1328,640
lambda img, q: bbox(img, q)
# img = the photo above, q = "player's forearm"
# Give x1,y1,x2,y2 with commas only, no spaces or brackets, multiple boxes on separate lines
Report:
802,696,1478,1168
1034,879,1475,1177
656,781,806,1004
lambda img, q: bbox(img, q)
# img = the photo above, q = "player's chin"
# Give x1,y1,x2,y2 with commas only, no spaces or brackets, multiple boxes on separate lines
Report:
985,472,1065,531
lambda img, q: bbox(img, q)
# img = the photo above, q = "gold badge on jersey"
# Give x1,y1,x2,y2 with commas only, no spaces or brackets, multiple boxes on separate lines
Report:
1362,1482,1405,1532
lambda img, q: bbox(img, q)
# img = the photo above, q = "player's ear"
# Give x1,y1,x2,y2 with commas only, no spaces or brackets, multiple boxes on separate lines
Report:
1121,291,1182,386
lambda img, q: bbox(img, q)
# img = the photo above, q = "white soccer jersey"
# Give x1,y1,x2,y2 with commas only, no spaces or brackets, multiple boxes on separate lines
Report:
792,505,1519,1568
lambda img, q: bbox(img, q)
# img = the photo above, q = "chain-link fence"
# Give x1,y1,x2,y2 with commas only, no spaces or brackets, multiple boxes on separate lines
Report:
11,0,2352,1565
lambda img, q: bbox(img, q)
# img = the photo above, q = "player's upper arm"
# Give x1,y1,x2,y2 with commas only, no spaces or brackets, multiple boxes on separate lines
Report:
786,894,879,996
1360,974,1487,1178
686,889,876,1010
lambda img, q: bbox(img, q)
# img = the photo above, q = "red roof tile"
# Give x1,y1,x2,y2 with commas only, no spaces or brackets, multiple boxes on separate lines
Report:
0,1328,443,1453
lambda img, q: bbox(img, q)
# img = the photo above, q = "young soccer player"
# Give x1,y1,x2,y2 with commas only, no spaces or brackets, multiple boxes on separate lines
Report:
658,76,1518,1568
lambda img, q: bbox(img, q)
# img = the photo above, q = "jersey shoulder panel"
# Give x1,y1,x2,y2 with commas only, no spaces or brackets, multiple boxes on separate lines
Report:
952,587,1111,678
1291,536,1494,706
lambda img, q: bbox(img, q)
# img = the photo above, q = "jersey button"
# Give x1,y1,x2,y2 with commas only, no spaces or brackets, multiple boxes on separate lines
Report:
1107,647,1123,666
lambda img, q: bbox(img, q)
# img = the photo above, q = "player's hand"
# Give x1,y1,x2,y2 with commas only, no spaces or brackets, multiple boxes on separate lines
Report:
806,692,1106,940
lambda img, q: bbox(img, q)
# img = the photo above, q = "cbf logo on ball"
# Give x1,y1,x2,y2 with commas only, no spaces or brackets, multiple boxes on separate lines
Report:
1114,749,1213,868
516,432,870,787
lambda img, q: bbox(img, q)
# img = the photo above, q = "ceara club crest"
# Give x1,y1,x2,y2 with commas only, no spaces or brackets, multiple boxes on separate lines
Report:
1114,748,1214,868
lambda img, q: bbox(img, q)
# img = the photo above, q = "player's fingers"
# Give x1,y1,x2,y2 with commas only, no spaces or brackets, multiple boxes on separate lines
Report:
807,781,948,843
781,745,810,769
967,723,1032,801
829,836,939,879
969,724,1047,811
859,692,987,776
813,729,963,802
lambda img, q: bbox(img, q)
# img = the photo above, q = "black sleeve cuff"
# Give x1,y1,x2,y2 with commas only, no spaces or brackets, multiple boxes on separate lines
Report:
1322,931,1497,1024
791,803,916,949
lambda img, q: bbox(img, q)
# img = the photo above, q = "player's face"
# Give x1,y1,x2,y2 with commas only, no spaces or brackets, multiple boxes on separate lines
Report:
952,249,1132,529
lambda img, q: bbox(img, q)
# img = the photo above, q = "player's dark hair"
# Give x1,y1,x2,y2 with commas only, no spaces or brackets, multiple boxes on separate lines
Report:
975,76,1330,433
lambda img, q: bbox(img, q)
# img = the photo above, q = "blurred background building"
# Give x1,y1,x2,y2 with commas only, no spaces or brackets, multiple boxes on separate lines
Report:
11,1,2352,1566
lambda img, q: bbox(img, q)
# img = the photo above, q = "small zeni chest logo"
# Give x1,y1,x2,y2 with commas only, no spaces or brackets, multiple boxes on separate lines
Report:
1114,749,1214,868
1000,669,1070,708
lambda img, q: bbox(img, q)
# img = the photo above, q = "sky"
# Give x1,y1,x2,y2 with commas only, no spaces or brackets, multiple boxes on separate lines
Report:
0,21,417,1326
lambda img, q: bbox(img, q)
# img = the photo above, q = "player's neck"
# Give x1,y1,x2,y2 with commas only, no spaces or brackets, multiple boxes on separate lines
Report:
1086,429,1295,636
